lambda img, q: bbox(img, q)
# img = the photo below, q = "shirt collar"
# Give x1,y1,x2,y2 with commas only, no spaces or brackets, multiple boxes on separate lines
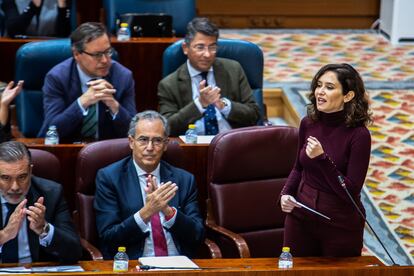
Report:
132,159,161,179
186,59,213,78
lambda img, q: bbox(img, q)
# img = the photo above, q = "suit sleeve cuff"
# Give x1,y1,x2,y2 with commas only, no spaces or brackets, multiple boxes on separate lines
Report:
39,223,55,247
134,212,150,232
77,98,88,115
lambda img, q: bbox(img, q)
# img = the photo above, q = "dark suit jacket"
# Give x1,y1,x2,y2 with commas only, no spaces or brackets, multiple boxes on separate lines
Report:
158,57,260,136
94,157,205,259
38,58,136,142
0,176,82,263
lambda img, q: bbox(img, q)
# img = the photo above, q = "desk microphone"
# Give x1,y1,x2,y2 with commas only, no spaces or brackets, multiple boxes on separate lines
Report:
337,175,399,266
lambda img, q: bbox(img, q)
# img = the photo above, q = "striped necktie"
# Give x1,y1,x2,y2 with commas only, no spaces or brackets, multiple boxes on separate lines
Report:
81,79,98,138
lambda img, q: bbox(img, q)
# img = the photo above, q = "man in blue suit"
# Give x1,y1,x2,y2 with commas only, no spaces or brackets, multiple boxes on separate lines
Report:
38,22,136,142
94,110,204,259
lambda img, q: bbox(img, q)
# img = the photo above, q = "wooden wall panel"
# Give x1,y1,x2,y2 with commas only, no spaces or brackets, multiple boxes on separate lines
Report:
197,0,380,29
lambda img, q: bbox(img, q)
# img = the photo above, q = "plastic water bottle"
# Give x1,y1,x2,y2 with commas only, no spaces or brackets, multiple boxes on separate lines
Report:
113,246,129,272
185,124,197,144
278,246,293,268
44,125,59,145
117,23,131,41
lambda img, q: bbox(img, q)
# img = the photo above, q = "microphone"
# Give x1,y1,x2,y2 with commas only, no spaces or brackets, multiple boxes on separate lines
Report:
337,175,399,266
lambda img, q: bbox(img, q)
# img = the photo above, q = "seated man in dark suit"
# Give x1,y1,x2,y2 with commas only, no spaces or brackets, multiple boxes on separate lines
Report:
0,141,81,263
158,17,260,136
38,22,136,142
94,110,204,259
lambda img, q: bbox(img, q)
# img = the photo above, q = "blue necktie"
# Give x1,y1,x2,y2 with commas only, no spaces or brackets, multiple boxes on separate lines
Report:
200,72,219,135
2,203,19,263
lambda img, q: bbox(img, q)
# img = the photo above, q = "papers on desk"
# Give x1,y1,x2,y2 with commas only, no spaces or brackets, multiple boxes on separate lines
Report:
179,135,215,144
138,255,200,270
0,265,84,274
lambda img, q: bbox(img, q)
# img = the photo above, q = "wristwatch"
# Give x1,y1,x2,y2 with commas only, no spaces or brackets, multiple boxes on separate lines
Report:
220,98,228,107
39,222,50,239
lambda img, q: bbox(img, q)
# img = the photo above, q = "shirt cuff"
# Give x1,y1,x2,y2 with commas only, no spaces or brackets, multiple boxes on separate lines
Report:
134,212,150,232
110,111,118,120
39,223,55,247
77,98,88,115
220,98,232,117
194,98,206,114
163,207,177,229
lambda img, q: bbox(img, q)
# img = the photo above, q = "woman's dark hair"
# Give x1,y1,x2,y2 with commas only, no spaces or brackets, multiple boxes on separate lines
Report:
307,63,372,127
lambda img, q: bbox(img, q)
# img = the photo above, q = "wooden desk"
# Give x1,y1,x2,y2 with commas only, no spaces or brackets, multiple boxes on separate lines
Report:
19,138,209,216
7,257,414,276
0,37,178,112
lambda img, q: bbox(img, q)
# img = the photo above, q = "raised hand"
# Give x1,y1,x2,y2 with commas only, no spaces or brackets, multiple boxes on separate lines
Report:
0,199,27,245
26,197,47,235
305,136,324,159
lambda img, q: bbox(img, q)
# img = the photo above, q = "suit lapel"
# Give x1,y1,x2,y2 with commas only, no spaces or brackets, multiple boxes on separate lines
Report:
126,159,145,211
213,59,229,98
159,162,179,208
177,64,193,106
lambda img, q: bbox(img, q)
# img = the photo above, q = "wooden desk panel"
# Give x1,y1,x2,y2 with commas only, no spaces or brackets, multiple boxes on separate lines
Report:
19,138,208,216
0,37,178,112
9,257,414,276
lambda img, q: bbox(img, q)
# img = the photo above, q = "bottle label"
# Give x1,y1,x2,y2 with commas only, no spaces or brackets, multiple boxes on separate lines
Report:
278,260,293,269
113,260,129,272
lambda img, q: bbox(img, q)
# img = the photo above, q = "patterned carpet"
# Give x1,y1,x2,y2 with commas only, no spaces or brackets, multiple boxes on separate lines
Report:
221,29,414,265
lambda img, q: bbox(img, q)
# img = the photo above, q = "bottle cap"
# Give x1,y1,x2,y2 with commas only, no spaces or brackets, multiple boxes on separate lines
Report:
282,246,290,252
120,23,129,28
118,246,126,252
188,124,196,129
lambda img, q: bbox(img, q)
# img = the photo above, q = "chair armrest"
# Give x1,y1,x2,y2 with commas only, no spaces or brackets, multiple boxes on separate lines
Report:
203,238,222,259
205,199,250,258
80,238,103,260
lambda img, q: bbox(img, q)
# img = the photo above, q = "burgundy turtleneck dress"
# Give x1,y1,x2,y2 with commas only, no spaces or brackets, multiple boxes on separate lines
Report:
281,110,371,257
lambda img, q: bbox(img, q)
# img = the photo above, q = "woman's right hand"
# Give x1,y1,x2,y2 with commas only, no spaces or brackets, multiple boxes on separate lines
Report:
280,195,301,213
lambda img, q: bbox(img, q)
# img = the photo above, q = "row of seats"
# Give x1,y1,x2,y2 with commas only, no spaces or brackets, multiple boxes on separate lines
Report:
31,125,298,259
0,0,195,37
15,38,264,137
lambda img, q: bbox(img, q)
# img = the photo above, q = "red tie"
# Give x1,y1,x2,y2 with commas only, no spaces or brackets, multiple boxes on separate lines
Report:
145,174,168,256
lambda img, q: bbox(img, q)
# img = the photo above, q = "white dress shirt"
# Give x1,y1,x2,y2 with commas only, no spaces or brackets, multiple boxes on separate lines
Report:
132,161,179,256
186,60,232,135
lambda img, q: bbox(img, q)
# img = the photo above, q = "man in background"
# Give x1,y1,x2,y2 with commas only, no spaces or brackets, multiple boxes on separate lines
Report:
158,17,260,136
39,22,136,142
94,110,204,259
0,141,81,263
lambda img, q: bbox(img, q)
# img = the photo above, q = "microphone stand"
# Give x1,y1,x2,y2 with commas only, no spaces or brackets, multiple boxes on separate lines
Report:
337,176,399,266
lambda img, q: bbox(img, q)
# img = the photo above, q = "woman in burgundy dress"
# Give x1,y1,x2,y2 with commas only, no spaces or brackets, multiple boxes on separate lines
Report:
280,63,372,257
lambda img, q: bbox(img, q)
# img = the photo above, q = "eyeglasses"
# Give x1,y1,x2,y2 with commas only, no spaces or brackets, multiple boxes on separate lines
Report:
81,47,114,60
133,136,167,147
192,44,218,54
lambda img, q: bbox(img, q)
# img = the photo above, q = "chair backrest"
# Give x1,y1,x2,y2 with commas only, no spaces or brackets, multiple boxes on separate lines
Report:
14,39,119,137
15,39,73,137
162,38,265,122
29,148,61,182
207,126,298,257
102,0,195,37
75,138,187,246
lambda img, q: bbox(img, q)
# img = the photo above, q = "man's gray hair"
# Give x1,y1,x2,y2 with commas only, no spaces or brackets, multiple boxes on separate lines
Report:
128,110,170,137
70,22,109,53
0,141,31,163
184,17,219,44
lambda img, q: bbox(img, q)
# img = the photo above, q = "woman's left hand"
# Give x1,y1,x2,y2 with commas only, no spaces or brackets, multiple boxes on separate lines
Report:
306,136,324,159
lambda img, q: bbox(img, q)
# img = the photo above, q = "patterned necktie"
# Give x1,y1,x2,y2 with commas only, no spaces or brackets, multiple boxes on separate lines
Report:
144,174,168,256
199,72,219,135
81,79,98,138
2,203,19,263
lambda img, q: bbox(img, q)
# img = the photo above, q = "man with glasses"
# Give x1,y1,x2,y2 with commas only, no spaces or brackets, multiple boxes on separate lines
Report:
94,110,204,259
0,141,81,263
38,22,136,142
158,17,260,136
